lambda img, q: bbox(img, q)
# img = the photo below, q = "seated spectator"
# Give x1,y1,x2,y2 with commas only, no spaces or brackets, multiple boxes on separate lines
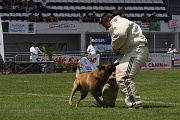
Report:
141,11,149,22
20,0,28,12
12,0,21,8
40,0,51,13
28,12,36,22
28,0,37,13
37,12,47,22
78,12,84,23
120,6,128,18
149,12,157,22
48,12,58,22
112,6,120,17
3,0,12,13
83,12,91,22
90,11,99,22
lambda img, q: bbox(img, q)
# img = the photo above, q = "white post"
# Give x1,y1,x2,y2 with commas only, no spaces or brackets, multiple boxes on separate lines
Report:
154,32,156,53
80,33,86,51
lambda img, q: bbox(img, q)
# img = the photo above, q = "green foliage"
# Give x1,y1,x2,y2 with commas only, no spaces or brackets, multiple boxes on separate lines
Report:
0,70,180,120
40,44,59,60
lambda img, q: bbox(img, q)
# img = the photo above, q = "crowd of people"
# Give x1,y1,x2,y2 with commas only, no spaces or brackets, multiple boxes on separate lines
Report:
141,11,157,23
2,1,162,23
79,11,99,23
2,0,51,13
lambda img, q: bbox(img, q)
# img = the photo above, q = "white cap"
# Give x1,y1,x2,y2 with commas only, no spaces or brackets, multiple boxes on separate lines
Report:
91,39,96,42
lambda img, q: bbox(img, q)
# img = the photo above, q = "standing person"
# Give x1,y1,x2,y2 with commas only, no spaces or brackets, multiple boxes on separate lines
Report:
87,39,101,55
165,42,178,70
30,42,43,61
99,13,149,109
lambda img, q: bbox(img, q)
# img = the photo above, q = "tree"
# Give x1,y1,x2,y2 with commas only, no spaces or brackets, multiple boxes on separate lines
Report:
40,44,59,61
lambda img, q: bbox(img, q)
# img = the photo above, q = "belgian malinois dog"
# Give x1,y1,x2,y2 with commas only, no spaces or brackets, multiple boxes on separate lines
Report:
68,62,118,107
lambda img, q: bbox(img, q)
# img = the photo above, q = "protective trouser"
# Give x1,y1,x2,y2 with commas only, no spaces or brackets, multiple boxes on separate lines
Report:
102,46,149,107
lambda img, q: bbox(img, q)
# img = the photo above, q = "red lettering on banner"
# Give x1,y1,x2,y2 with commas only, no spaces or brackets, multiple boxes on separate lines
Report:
143,63,164,67
148,63,163,67
89,58,97,63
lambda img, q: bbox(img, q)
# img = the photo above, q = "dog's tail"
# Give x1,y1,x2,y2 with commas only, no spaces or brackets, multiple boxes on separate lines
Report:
76,63,80,78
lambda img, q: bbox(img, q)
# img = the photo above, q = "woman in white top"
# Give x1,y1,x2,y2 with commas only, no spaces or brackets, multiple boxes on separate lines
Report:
40,0,50,13
167,43,178,69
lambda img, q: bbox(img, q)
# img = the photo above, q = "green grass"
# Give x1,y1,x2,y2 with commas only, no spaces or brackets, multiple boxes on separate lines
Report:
0,70,180,120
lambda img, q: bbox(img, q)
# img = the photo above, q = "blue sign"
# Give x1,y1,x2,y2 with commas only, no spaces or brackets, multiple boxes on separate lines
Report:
90,36,111,45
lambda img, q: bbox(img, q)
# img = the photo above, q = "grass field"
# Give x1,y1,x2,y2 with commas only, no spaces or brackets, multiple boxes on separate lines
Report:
0,70,180,120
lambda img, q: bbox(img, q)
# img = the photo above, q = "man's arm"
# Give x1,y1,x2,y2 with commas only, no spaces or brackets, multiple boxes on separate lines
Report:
111,18,130,50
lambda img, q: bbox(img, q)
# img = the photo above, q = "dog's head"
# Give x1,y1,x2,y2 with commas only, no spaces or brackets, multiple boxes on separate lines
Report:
97,62,119,74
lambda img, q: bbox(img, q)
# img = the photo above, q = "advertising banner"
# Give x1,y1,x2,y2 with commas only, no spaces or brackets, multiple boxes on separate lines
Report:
174,54,180,66
90,36,112,51
32,54,100,72
48,22,76,29
142,53,171,69
137,22,160,32
2,22,36,34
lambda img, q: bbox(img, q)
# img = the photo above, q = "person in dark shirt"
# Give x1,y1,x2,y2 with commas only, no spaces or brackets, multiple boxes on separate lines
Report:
90,11,99,22
149,12,157,22
83,12,91,22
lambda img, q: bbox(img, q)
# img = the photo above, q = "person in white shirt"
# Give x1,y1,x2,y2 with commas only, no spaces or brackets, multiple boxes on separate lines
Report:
99,13,149,109
166,43,178,69
87,39,101,55
30,42,43,61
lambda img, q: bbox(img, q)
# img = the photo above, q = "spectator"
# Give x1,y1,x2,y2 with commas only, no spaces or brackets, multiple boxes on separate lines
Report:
40,0,51,13
30,42,43,61
20,0,28,12
78,12,84,23
48,12,58,22
12,0,21,7
149,12,157,22
83,12,91,22
166,42,178,70
87,39,101,55
119,6,128,18
112,6,120,17
90,11,99,22
28,12,36,22
37,12,47,22
3,0,12,13
141,11,149,22
28,0,37,13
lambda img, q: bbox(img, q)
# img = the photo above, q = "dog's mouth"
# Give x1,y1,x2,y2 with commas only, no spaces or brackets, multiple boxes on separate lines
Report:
108,62,119,73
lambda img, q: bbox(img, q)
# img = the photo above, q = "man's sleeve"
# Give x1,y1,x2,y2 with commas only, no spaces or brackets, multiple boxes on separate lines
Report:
111,18,130,50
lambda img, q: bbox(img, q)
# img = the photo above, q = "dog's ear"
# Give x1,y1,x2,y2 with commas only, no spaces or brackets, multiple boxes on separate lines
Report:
97,65,105,70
